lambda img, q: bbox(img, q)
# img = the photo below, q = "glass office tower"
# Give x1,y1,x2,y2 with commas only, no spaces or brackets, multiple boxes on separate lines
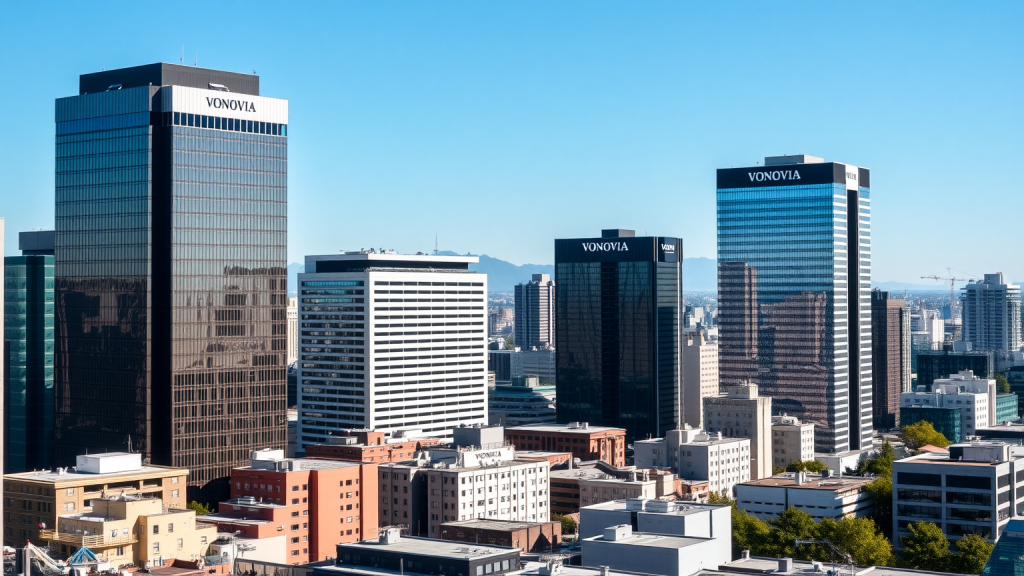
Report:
3,231,54,473
53,64,288,500
555,229,681,442
717,156,871,454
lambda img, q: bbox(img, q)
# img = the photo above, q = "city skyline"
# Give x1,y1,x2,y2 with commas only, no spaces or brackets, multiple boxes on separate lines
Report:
2,2,1023,285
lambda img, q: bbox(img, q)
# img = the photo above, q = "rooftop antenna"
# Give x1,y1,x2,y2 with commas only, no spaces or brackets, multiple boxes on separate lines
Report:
434,233,438,255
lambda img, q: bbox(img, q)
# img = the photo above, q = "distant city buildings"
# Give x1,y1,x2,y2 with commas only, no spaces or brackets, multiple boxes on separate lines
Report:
555,229,682,442
513,274,554,349
682,332,718,428
916,350,993,390
702,382,772,480
871,290,911,430
52,63,289,501
303,429,443,463
488,348,556,385
717,155,872,455
488,377,557,427
634,427,751,497
4,230,55,473
771,415,815,469
961,273,1022,352
297,252,488,447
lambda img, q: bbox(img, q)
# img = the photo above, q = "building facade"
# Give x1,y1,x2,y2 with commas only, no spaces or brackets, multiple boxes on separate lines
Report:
771,415,815,469
892,442,1024,547
52,64,288,500
287,296,298,365
3,452,188,547
296,252,488,447
871,290,911,430
899,370,996,443
555,229,682,442
961,273,1022,352
735,471,874,521
717,155,872,454
504,423,626,468
488,378,557,427
702,383,772,480
4,230,55,473
917,351,992,390
682,332,718,428
676,432,751,497
302,429,442,463
513,274,554,350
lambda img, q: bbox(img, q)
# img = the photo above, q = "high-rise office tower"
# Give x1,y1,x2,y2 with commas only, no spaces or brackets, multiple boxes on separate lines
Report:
287,296,299,365
961,273,1022,352
4,231,55,473
717,155,872,454
53,64,288,500
555,229,682,442
296,252,488,446
514,273,555,349
871,290,911,430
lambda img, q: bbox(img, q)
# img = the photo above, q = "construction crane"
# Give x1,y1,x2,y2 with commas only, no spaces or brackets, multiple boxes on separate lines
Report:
921,268,975,320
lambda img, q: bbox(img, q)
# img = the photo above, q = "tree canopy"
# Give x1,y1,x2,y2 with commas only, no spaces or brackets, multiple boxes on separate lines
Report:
187,500,212,515
901,521,950,571
900,421,951,450
785,460,830,473
995,373,1011,394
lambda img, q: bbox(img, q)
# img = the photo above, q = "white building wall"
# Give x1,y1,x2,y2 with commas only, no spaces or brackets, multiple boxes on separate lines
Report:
676,437,750,497
428,460,549,537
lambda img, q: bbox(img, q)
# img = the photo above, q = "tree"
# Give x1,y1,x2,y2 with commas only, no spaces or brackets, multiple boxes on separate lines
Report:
551,513,577,535
761,508,818,559
901,421,951,451
785,460,830,473
863,474,893,539
816,516,895,567
503,333,516,350
948,534,994,574
861,440,895,476
187,501,211,515
732,508,771,558
772,465,786,475
900,521,949,572
995,373,1011,394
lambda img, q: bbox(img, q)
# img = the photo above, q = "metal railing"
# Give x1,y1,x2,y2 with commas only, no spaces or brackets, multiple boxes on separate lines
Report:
38,529,137,548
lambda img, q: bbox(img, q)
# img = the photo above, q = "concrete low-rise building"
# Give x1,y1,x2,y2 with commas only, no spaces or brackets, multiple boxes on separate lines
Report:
548,463,673,514
302,429,442,463
892,441,1024,547
703,382,772,480
899,370,997,443
634,428,750,498
734,472,875,521
581,524,729,576
770,415,815,469
440,519,561,553
505,423,626,468
578,497,731,542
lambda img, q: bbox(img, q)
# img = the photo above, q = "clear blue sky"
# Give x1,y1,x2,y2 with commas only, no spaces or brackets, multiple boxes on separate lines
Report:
2,1,1021,285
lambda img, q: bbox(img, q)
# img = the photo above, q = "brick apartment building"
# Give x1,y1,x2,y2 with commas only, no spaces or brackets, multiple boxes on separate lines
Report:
203,450,377,564
504,423,626,468
303,430,442,463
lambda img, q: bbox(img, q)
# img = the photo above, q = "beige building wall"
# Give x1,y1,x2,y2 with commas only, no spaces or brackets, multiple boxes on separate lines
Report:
703,384,772,480
578,478,657,508
138,509,216,566
683,333,718,428
771,416,815,468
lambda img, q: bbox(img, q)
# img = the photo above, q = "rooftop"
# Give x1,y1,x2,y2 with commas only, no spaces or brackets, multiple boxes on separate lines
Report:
582,498,727,517
505,423,624,434
441,519,556,531
584,531,709,550
336,536,515,560
739,472,873,490
708,555,961,576
5,462,186,484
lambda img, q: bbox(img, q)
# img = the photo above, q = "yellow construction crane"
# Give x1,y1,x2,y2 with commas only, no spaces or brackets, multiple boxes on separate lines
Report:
921,268,975,318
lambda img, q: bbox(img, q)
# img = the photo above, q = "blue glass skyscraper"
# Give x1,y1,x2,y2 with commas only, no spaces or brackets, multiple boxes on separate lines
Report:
3,231,54,473
717,155,872,454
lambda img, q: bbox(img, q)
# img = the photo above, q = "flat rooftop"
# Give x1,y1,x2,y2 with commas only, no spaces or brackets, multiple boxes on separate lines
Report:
584,531,708,550
505,424,624,434
517,562,655,576
241,458,362,472
5,464,186,484
739,473,872,490
441,519,554,531
198,513,272,526
335,536,515,560
711,555,962,576
305,253,479,274
582,499,726,517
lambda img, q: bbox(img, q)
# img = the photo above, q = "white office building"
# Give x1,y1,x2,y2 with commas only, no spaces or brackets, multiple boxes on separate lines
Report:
771,415,815,468
892,441,1024,547
635,428,750,498
287,296,298,365
581,524,729,576
703,382,772,480
735,471,875,521
961,273,1022,352
297,251,488,448
900,370,996,437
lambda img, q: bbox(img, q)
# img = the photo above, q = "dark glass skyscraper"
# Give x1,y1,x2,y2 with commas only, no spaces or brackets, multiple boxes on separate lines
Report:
717,155,871,454
871,289,910,430
53,64,288,500
514,273,555,349
3,231,55,473
555,229,681,442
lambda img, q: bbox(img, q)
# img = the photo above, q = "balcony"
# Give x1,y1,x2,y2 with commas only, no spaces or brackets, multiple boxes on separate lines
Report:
39,529,138,548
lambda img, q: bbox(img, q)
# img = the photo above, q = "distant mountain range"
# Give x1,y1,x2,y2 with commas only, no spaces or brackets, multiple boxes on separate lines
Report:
287,256,946,294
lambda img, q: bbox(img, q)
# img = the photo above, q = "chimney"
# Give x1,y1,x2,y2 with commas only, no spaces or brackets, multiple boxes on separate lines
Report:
741,550,751,560
778,558,793,573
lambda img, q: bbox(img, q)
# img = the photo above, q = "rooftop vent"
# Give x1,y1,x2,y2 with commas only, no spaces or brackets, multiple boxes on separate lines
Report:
208,83,230,92
603,525,632,542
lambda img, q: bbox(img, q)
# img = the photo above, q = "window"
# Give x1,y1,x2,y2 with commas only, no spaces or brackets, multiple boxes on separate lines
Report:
64,503,75,512
153,543,160,553
171,490,179,498
65,489,74,496
176,539,183,550
171,478,179,485
167,523,173,533
153,525,159,535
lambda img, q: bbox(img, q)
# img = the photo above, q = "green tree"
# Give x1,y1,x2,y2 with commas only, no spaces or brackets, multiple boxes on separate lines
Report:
900,521,949,572
816,516,895,567
551,513,577,535
785,460,830,473
187,501,211,515
901,421,951,451
762,508,819,559
948,534,994,574
772,465,786,475
862,440,895,476
995,373,1011,394
733,509,772,557
503,333,516,350
863,474,893,539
